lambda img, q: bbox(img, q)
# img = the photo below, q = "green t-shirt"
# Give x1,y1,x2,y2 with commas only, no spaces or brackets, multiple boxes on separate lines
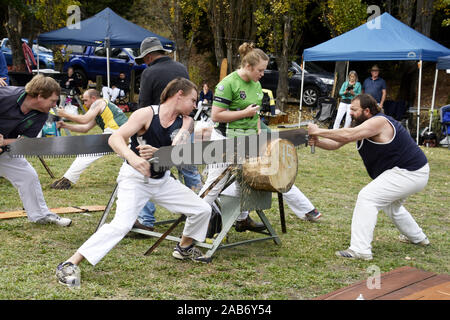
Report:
213,71,263,130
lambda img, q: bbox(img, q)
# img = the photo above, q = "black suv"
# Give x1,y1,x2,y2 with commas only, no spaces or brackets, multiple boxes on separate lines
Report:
260,58,334,107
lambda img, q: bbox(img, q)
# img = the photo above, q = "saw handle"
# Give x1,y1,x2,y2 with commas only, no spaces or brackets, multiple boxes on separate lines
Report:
143,157,159,184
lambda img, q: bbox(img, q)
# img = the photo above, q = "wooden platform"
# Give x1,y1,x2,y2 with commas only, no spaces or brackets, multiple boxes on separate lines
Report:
0,205,106,220
315,266,450,300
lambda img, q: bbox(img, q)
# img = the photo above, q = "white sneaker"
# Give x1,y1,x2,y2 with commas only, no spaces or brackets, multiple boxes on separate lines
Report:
439,137,449,145
37,214,72,227
398,234,430,246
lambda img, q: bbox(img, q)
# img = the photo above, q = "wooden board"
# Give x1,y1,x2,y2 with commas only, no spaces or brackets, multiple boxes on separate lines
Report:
401,281,450,300
0,205,106,220
315,266,450,300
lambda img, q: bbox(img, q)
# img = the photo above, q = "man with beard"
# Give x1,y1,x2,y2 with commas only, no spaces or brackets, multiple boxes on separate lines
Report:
307,94,429,260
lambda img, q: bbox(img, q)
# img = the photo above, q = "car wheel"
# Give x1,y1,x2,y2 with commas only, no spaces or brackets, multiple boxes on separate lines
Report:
302,86,319,107
73,68,87,89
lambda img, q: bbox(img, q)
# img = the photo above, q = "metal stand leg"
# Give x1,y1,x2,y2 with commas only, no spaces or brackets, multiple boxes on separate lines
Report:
95,183,118,232
277,192,287,233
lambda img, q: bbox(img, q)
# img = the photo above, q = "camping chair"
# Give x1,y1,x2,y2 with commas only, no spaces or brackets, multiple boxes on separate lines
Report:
314,96,337,128
439,104,450,148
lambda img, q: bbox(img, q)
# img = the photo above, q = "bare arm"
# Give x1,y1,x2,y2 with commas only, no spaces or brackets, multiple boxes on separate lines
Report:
211,105,259,123
380,89,387,108
57,120,97,133
172,116,194,146
108,108,153,176
56,99,104,124
308,116,386,148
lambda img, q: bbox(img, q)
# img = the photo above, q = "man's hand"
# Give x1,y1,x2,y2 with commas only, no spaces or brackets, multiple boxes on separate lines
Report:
245,104,260,118
172,128,191,146
136,144,158,160
56,120,66,129
0,77,7,87
128,156,151,177
307,123,320,136
0,133,3,152
55,107,68,118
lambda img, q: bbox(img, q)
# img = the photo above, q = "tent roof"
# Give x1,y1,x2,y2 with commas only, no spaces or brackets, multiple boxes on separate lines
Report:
303,13,450,62
37,7,175,50
437,55,450,70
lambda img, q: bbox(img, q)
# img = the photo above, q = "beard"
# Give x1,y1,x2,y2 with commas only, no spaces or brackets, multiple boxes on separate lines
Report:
351,113,368,127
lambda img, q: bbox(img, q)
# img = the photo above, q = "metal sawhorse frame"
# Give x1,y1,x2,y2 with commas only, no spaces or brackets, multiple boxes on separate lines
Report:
95,168,285,262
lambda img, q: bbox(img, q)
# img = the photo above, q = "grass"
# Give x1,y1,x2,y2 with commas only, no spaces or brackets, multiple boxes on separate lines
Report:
0,125,449,300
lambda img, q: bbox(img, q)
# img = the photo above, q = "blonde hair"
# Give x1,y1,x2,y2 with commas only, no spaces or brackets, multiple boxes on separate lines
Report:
25,74,60,98
348,70,359,82
238,42,269,68
160,77,198,104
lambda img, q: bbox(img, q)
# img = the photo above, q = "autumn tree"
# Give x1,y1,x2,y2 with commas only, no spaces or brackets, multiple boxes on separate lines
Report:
254,0,310,111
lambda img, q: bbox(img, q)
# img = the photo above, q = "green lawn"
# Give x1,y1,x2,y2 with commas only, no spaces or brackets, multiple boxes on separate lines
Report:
0,127,448,300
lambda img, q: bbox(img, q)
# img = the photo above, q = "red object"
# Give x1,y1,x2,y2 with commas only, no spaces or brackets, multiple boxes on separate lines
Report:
118,104,129,112
22,42,36,73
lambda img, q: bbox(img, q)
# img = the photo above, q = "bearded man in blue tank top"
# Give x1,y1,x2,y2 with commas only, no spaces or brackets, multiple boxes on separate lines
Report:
308,94,429,260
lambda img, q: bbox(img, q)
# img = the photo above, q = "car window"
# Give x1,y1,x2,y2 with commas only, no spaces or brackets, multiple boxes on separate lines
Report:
65,45,85,54
94,47,107,57
123,48,138,58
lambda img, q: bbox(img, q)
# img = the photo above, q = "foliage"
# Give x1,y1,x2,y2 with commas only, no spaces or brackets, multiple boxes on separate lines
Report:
319,0,367,37
435,0,450,26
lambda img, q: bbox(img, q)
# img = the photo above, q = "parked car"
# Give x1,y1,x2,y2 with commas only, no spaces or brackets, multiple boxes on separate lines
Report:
0,38,55,69
259,58,334,107
63,45,146,92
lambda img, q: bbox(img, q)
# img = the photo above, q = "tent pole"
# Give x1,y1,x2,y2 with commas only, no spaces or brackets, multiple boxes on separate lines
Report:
416,60,423,144
298,60,305,125
346,61,349,80
428,67,439,132
106,38,111,88
36,40,40,74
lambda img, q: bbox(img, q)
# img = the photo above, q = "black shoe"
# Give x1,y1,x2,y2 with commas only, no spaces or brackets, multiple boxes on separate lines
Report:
132,220,154,232
51,177,72,190
235,216,266,232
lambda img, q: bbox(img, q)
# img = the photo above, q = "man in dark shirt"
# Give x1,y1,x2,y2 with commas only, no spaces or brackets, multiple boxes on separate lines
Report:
0,75,72,227
362,64,387,109
133,37,203,231
308,94,429,260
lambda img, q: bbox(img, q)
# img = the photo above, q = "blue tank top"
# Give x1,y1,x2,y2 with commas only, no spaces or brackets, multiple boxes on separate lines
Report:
130,105,183,179
357,114,428,179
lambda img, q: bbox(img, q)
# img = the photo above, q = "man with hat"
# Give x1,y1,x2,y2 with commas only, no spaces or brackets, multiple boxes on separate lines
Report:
133,37,203,231
362,64,387,110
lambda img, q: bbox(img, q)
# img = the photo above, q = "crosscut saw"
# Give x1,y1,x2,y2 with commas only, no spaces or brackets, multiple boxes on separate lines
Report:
3,128,309,167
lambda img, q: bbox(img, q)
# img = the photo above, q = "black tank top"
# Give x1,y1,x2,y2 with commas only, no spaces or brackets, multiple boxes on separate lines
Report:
130,105,183,179
357,114,428,179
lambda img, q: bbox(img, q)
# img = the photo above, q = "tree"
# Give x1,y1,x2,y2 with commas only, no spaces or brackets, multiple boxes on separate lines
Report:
319,0,366,99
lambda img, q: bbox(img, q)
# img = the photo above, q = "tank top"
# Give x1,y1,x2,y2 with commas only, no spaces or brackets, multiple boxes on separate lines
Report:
357,114,428,179
95,99,128,130
130,105,183,179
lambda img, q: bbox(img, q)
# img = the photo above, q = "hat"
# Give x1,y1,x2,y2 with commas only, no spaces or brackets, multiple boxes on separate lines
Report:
370,64,380,72
135,37,165,65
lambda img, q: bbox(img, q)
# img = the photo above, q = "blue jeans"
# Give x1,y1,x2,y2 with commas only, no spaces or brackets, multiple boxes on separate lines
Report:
137,135,203,227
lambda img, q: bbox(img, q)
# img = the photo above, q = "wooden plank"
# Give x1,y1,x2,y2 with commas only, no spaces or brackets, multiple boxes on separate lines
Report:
401,281,450,300
0,205,106,220
315,266,436,300
378,274,450,300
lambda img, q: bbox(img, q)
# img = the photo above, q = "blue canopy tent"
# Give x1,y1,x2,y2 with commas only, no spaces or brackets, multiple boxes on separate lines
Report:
37,7,175,87
428,55,450,131
300,12,450,143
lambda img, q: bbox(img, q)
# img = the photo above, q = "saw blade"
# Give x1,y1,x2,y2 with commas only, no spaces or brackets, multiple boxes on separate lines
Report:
152,128,308,170
5,134,114,158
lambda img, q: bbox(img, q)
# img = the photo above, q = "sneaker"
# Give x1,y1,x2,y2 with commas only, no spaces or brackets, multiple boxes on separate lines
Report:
398,234,430,246
335,248,373,261
172,243,209,263
235,216,266,232
37,214,72,227
51,177,72,190
302,209,322,222
56,262,81,287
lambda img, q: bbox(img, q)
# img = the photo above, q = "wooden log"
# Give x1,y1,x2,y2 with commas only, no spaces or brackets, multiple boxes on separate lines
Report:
0,205,106,220
242,138,298,193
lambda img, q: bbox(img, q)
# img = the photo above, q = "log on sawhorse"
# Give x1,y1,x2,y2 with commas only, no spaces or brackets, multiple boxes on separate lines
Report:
0,205,106,220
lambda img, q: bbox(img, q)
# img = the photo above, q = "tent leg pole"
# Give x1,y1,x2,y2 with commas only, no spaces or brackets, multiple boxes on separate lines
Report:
416,60,423,144
298,60,305,126
428,67,439,132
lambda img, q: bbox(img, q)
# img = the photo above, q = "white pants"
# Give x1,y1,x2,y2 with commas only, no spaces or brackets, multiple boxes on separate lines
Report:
78,164,211,265
333,102,352,129
102,87,124,103
349,164,429,255
0,154,57,222
199,165,314,220
63,129,114,184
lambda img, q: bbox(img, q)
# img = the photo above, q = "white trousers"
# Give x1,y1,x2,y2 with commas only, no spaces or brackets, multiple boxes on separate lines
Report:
198,165,314,219
349,164,429,255
102,87,124,103
78,163,211,266
333,102,352,129
0,154,57,222
63,129,114,184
